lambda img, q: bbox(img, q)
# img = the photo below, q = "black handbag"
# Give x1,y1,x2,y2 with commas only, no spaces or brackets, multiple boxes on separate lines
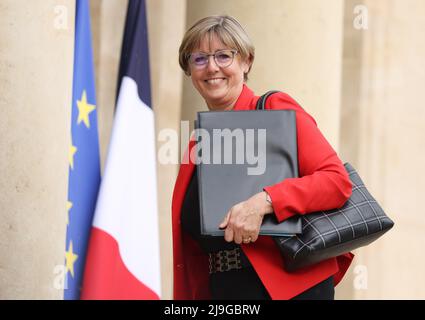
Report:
257,91,395,272
273,163,394,272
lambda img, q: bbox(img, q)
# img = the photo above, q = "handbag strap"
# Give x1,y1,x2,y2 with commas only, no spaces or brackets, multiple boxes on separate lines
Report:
255,90,280,110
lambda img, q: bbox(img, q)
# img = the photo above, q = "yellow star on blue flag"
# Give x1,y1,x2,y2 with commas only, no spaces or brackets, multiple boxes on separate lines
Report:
65,241,79,278
77,90,96,128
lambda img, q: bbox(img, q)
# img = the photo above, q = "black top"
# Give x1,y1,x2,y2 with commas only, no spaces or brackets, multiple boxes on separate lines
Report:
181,167,238,253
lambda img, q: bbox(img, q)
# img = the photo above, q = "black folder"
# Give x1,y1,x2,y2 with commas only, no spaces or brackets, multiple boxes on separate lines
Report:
196,109,302,236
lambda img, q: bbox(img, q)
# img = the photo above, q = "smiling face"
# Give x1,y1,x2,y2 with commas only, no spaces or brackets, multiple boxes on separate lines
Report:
189,33,251,111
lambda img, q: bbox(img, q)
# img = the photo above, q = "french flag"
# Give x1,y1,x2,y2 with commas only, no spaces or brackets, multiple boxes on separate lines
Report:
81,0,161,299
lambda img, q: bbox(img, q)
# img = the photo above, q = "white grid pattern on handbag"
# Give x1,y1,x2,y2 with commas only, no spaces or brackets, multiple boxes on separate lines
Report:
278,167,393,259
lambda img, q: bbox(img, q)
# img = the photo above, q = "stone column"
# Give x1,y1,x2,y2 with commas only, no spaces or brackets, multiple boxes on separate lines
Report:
340,0,425,299
0,0,75,299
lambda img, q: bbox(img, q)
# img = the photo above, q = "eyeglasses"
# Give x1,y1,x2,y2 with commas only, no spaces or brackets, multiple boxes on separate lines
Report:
188,49,238,69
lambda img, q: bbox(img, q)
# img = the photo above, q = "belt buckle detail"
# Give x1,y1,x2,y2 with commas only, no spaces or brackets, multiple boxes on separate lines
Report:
209,248,242,274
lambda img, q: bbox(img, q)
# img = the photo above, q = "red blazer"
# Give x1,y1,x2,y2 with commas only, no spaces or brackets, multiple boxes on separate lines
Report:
171,85,354,300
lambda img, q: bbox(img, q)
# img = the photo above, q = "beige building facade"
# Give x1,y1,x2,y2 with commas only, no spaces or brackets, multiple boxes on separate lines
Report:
1,0,424,299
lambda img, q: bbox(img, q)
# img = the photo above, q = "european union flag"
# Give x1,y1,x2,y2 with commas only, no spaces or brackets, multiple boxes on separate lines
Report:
64,0,100,300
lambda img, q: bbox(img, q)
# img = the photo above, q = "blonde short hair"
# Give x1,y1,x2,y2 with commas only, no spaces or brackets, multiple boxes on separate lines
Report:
179,15,255,81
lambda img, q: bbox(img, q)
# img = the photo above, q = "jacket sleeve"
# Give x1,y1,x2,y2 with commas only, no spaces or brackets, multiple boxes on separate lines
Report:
263,93,352,223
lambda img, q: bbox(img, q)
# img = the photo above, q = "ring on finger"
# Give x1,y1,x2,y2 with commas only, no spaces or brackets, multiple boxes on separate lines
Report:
243,236,252,243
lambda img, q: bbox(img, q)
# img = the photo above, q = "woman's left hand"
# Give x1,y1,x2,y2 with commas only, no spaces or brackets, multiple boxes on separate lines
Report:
219,191,274,244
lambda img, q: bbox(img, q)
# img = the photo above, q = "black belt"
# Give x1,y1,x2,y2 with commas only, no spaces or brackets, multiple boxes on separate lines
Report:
208,247,251,274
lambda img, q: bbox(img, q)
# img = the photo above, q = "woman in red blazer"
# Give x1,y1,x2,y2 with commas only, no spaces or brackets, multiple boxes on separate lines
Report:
172,15,354,300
